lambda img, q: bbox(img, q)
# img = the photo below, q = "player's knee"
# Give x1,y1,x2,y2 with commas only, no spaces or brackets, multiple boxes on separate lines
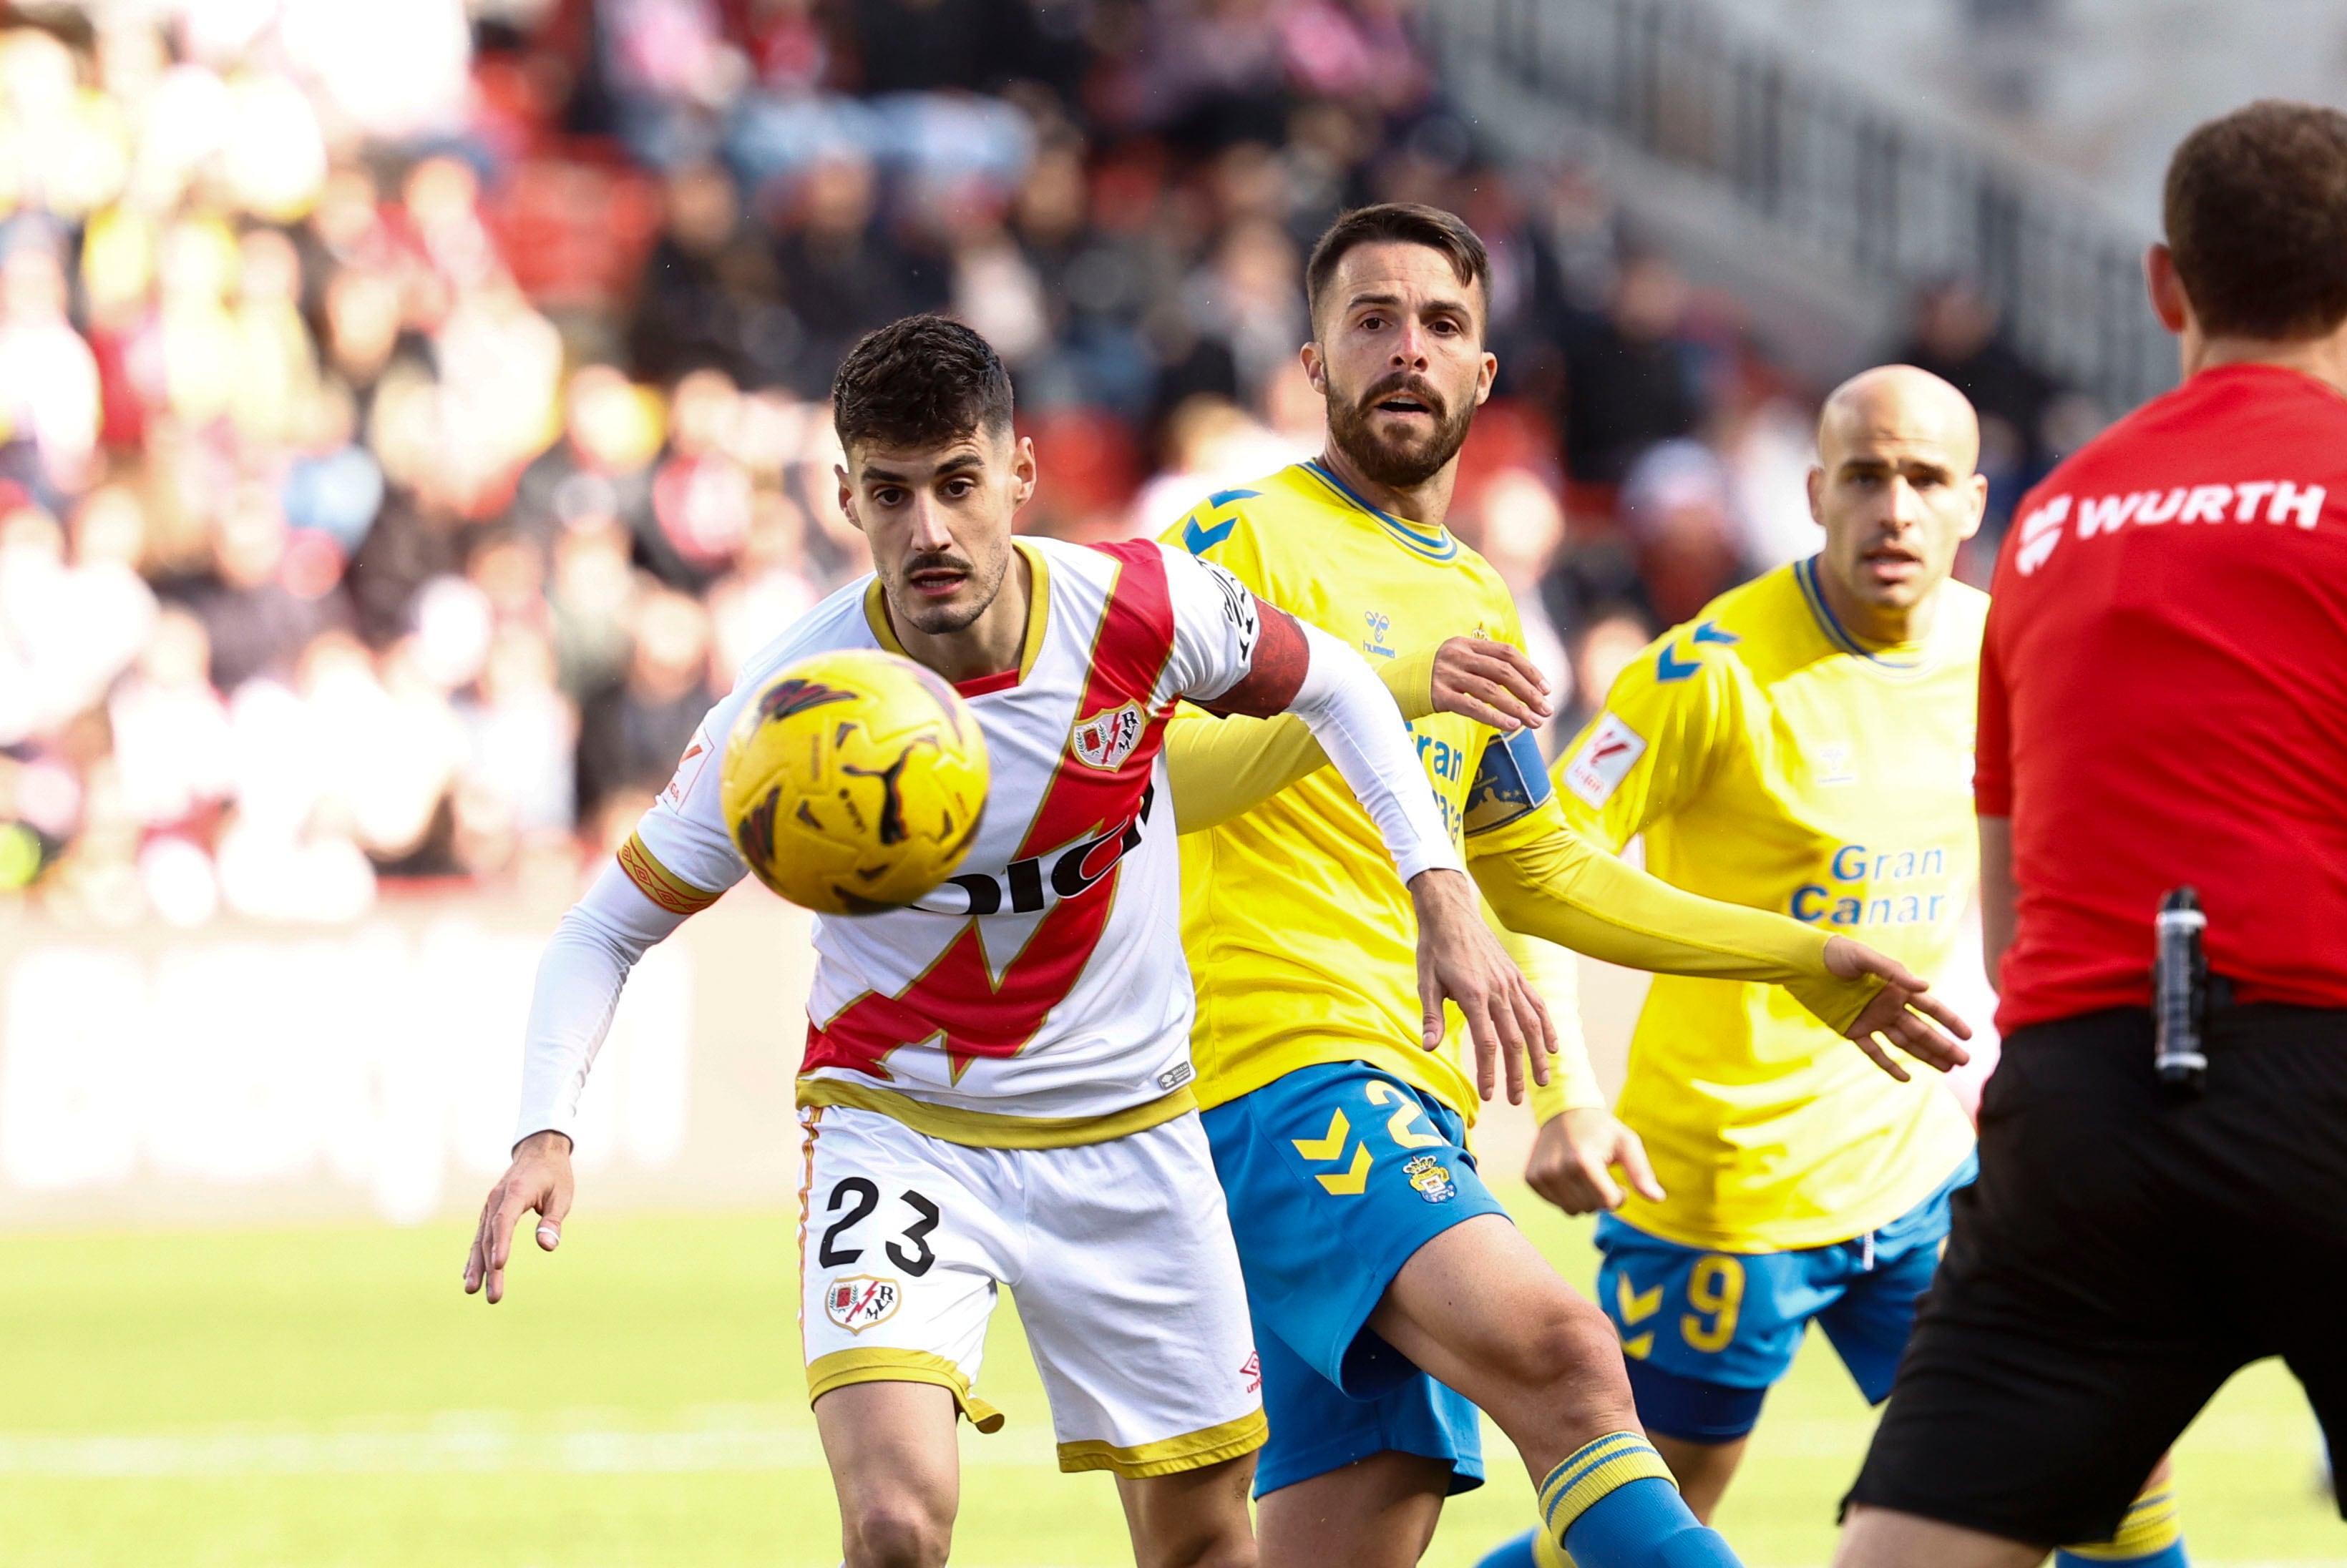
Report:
842,1494,952,1568
1515,1292,1626,1392
1140,1522,1256,1568
1480,1293,1638,1443
1132,1484,1257,1568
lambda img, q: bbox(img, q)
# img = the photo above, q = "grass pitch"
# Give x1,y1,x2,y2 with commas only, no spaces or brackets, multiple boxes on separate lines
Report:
0,1196,2336,1568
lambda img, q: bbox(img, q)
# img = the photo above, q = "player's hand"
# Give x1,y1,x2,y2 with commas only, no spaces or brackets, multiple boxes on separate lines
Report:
1428,637,1551,732
1407,867,1558,1103
464,1130,575,1305
1526,1107,1665,1215
1823,936,1974,1081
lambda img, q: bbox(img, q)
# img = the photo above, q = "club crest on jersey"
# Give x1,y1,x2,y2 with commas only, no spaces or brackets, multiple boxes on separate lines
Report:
824,1275,901,1334
1563,713,1647,807
1403,1154,1456,1204
1070,701,1146,773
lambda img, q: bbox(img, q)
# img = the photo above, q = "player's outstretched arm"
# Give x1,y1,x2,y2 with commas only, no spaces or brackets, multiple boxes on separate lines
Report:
464,858,696,1303
1471,812,1971,1074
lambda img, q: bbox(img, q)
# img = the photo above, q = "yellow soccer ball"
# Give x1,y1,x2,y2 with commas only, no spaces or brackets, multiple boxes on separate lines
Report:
721,648,990,915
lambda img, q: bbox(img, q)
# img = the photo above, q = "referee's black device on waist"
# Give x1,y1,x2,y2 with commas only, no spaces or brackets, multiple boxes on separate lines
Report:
2153,888,2207,1094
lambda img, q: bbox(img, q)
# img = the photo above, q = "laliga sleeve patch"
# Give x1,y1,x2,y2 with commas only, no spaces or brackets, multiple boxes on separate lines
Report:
660,726,716,808
1463,725,1556,836
1561,714,1647,808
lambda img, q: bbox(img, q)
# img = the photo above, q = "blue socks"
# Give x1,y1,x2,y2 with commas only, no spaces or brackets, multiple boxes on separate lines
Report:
1536,1434,1742,1567
1495,1446,2182,1568
2054,1547,2187,1568
1471,1529,1551,1568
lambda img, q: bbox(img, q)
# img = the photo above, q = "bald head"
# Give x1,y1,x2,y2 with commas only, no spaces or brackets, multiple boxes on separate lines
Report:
1805,363,1989,642
1817,364,1981,475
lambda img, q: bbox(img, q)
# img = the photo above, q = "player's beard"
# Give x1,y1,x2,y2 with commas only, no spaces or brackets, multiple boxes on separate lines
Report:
1325,371,1476,490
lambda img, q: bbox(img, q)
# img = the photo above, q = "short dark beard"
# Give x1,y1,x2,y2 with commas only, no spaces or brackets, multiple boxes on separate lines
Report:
1325,373,1477,489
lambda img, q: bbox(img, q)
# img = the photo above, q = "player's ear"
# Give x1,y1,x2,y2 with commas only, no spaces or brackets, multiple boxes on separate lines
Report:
2144,243,2192,336
835,463,865,534
1475,348,1498,406
1805,464,1826,526
1961,471,1989,541
1010,434,1038,507
1299,340,1328,395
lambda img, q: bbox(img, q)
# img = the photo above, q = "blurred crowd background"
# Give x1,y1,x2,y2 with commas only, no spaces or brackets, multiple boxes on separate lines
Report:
0,0,2091,928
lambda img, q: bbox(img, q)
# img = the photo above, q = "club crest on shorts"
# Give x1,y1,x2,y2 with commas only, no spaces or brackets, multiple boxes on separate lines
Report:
1403,1153,1456,1203
824,1275,902,1334
1070,701,1146,773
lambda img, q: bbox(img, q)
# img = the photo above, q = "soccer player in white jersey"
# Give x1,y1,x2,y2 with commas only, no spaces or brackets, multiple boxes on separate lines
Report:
461,315,1552,1568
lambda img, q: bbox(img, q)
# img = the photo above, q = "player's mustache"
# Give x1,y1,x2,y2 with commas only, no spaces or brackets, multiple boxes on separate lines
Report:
901,551,972,579
1358,374,1447,418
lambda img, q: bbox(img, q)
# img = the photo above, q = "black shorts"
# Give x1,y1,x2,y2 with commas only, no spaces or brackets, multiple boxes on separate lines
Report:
1848,1002,2347,1545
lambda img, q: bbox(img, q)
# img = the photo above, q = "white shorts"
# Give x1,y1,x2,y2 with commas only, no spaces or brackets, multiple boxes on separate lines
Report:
797,1104,1265,1478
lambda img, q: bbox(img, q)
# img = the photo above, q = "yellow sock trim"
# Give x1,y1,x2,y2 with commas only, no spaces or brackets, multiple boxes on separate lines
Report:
2062,1486,2181,1560
1530,1525,1572,1568
1538,1432,1676,1541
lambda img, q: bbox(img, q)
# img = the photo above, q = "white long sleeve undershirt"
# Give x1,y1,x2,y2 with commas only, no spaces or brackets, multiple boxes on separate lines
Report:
511,860,686,1149
1282,618,1461,886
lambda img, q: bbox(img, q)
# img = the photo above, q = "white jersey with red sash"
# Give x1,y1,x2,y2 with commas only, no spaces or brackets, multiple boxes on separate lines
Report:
621,536,1269,1147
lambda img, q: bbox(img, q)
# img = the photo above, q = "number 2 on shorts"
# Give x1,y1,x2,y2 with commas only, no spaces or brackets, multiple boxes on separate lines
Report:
1364,1079,1445,1150
817,1178,940,1278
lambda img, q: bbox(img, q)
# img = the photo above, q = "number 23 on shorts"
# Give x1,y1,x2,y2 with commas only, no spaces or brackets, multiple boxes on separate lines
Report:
817,1178,942,1276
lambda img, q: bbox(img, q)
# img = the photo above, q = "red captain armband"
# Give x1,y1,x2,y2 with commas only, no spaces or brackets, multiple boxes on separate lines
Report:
1194,595,1309,719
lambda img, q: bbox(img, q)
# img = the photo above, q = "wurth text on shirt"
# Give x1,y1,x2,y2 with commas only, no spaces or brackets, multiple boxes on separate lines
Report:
2015,479,2326,574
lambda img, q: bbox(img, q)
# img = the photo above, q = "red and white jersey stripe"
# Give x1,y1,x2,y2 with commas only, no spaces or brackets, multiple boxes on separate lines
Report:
628,537,1264,1144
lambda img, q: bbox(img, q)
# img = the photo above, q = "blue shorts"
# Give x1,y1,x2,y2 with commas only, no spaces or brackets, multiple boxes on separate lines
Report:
1201,1061,1510,1499
1594,1153,1978,1444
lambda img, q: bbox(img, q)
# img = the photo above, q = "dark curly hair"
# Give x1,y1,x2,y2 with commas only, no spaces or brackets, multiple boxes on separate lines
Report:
2166,101,2347,340
830,315,1015,456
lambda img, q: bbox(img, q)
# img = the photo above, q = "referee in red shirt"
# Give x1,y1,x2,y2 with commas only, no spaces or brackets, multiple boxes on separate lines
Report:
1836,100,2347,1567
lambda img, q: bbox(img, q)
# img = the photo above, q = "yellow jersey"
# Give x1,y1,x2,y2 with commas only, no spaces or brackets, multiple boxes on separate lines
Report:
1165,461,1531,1121
1555,559,1984,1251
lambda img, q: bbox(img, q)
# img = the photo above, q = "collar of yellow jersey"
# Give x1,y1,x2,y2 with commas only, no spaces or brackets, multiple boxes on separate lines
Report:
862,539,1052,689
1297,460,1461,562
1793,554,1936,675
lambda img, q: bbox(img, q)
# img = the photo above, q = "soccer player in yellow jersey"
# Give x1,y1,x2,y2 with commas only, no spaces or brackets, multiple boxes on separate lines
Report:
1478,367,2186,1568
1156,205,1973,1568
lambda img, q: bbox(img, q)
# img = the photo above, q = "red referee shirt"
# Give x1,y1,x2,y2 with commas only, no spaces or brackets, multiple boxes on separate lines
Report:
1978,363,2347,1032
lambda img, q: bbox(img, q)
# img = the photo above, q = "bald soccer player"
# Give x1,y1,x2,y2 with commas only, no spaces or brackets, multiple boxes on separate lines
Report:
1479,368,2185,1567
